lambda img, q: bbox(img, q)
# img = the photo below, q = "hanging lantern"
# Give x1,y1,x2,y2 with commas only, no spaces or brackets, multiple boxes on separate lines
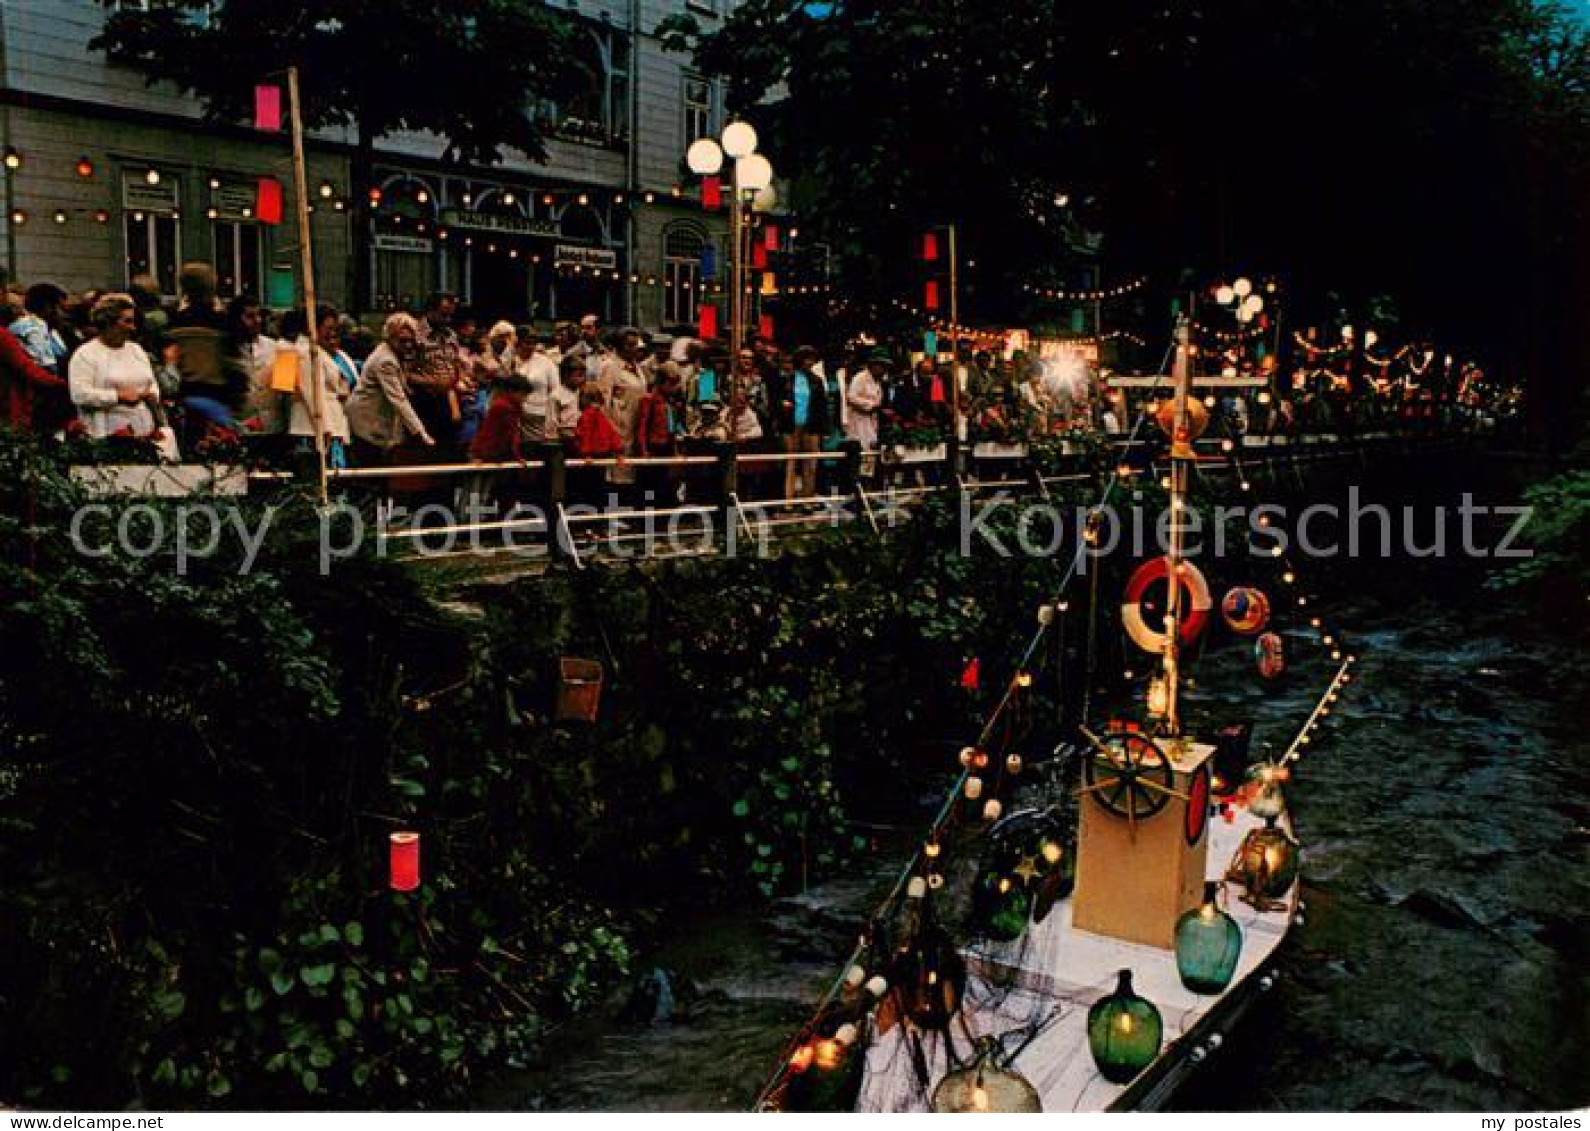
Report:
1246,762,1287,820
931,1036,1042,1113
1154,396,1210,444
389,832,420,891
970,868,1031,942
1175,882,1244,994
1220,587,1272,635
555,657,604,722
1229,815,1301,902
1087,970,1163,1084
1255,632,1286,680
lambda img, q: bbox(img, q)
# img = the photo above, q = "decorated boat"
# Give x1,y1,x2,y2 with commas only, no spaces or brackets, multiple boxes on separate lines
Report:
754,319,1357,1113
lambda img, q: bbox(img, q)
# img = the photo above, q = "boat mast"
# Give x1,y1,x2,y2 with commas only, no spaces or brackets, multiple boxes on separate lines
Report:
1161,312,1195,735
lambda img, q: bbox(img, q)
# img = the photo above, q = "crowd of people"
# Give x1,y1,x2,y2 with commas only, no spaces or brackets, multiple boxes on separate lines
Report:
0,259,1515,508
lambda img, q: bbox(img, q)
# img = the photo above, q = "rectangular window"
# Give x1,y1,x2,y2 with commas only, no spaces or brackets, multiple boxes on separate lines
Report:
212,220,262,299
124,211,180,296
664,257,702,326
374,250,436,313
683,75,712,143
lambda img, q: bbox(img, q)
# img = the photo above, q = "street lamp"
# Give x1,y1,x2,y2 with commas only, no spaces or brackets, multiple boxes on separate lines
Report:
686,120,775,370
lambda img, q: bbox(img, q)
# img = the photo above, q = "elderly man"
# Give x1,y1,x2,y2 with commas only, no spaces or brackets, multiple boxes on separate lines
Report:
347,312,434,463
409,291,464,448
592,327,647,492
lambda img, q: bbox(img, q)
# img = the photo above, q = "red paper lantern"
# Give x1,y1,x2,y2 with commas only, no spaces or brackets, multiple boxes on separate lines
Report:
759,314,775,341
698,303,718,341
389,832,420,891
763,224,779,251
702,176,722,211
925,280,940,311
922,232,939,261
255,178,283,225
253,84,281,132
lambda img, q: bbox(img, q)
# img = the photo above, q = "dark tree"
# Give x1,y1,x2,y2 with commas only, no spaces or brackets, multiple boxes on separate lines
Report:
93,0,587,312
667,0,1590,447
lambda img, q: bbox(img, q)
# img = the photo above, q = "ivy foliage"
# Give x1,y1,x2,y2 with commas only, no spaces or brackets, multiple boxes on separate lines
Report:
0,431,1111,1109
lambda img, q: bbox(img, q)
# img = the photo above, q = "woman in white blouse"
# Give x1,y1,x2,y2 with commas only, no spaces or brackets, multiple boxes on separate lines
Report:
68,293,160,438
282,305,352,465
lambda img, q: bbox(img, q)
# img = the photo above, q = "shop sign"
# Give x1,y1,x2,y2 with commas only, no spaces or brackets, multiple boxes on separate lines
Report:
373,234,434,254
121,176,179,213
441,208,558,237
555,244,617,270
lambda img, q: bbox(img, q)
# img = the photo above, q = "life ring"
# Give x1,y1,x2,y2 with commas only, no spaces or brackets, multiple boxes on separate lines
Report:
1122,557,1211,654
1221,587,1272,635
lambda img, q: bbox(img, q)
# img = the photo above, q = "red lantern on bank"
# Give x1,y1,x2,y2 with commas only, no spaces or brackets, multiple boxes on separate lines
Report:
389,832,421,891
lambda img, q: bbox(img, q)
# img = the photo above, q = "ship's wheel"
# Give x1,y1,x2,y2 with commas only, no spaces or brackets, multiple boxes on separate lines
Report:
1077,726,1185,830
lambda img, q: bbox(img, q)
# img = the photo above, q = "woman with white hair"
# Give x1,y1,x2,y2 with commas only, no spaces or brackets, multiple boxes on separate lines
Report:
346,312,433,463
68,292,161,440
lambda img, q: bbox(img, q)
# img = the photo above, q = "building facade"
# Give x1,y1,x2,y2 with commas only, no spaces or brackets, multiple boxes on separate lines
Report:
0,0,739,330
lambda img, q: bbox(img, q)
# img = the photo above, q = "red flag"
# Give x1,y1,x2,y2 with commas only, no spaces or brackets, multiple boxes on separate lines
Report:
763,224,779,251
702,176,722,211
759,314,774,341
255,177,283,225
752,243,769,270
698,303,718,341
925,280,940,310
254,84,282,131
923,232,939,261
959,658,980,690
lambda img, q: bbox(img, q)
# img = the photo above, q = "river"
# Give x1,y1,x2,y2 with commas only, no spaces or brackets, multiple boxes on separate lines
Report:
482,581,1588,1113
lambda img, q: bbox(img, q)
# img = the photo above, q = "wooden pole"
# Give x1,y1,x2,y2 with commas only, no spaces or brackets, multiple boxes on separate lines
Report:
948,223,961,450
287,65,328,507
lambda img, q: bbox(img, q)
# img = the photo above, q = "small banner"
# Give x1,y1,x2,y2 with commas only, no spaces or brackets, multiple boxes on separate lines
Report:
752,243,769,270
959,658,980,690
253,84,282,131
763,223,779,251
702,175,722,211
255,177,284,225
925,280,940,311
701,245,717,279
924,330,938,356
698,303,718,341
922,232,939,261
930,375,946,403
759,314,774,341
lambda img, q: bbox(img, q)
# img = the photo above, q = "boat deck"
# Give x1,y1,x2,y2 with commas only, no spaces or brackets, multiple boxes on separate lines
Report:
856,797,1296,1113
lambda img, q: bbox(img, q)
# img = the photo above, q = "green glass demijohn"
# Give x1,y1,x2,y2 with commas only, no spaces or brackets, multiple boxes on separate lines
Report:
1174,882,1244,994
1086,969,1163,1084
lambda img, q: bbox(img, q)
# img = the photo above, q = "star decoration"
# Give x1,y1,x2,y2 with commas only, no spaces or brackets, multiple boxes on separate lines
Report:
1012,855,1041,886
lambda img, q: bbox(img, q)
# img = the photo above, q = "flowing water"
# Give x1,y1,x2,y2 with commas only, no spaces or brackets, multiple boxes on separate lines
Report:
483,585,1588,1113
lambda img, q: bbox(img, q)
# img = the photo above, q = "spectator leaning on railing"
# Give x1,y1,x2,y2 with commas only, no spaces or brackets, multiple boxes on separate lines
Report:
347,312,434,464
